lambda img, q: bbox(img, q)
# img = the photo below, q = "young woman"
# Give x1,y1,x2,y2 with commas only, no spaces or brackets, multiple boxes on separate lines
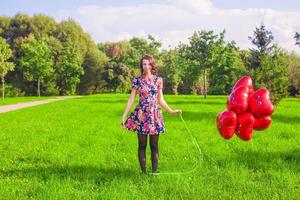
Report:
120,54,182,174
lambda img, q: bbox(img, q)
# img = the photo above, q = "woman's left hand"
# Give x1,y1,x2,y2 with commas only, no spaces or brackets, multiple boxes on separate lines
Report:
171,109,182,116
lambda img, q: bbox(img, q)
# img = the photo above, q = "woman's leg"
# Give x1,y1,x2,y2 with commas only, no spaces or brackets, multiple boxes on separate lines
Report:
137,134,147,173
150,134,159,173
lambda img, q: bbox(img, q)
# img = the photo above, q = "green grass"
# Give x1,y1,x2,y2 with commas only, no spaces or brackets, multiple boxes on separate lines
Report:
0,96,57,106
0,94,299,199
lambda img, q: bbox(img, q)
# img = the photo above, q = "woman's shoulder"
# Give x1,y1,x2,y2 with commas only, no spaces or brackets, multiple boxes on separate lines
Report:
133,76,141,80
154,75,162,79
132,76,141,84
155,75,163,82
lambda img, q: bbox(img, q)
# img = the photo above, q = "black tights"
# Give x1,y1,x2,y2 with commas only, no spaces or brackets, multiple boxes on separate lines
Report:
137,134,159,173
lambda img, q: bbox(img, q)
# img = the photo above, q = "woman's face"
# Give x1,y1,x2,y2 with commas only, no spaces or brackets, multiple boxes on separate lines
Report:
142,59,152,75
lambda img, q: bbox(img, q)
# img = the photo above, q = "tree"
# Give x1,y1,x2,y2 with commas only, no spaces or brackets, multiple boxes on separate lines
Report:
295,32,300,46
97,36,162,93
293,31,300,95
126,35,162,69
56,47,83,95
181,30,229,98
208,42,247,94
0,37,14,100
248,24,288,104
32,14,57,39
20,37,53,96
78,48,108,94
256,45,289,104
102,61,133,93
56,19,91,65
160,49,183,94
0,16,11,37
3,13,33,44
0,14,109,95
44,36,63,95
287,52,300,96
248,23,274,80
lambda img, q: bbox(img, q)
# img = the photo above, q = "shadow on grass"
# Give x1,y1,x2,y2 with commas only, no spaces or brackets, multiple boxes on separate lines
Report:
272,114,300,125
85,99,226,106
167,101,225,106
228,148,300,173
165,110,218,122
164,95,227,100
0,166,140,183
88,99,129,104
280,98,300,102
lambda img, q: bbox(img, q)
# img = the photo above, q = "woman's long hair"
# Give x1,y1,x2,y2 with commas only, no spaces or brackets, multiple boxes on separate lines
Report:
139,54,158,76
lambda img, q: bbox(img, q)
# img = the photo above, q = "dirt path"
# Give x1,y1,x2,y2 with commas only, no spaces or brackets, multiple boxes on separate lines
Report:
0,96,82,113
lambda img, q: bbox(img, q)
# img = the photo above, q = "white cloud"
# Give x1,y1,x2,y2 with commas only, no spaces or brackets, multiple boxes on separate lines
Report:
56,0,300,53
171,0,213,14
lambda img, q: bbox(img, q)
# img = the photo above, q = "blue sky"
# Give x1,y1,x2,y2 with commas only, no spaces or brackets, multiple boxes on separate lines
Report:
1,0,299,15
1,0,299,53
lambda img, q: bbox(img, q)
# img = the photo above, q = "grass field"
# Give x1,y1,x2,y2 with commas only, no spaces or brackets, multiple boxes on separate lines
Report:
0,94,299,199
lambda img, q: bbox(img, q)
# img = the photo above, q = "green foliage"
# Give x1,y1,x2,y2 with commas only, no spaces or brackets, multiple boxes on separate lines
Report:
0,16,10,36
287,52,300,96
78,48,109,94
248,23,275,80
5,13,33,44
20,37,53,96
255,46,289,104
56,47,83,95
294,32,300,46
56,19,91,65
0,36,15,99
0,14,298,97
160,49,183,94
0,36,14,76
97,35,162,93
102,61,133,93
0,14,102,96
180,30,244,96
249,24,274,55
32,14,57,39
248,24,289,104
209,43,247,94
126,35,161,69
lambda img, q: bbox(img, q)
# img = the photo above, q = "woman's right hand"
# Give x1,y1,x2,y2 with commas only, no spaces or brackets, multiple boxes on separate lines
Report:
120,117,126,128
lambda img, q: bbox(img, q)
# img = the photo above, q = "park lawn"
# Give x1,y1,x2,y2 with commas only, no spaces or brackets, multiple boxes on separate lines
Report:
0,94,299,199
0,96,57,106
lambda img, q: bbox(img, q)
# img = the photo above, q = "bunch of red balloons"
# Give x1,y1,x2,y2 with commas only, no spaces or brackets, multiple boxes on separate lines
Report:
216,76,274,141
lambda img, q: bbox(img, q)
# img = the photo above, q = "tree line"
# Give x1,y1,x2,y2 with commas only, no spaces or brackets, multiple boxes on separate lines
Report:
0,13,300,104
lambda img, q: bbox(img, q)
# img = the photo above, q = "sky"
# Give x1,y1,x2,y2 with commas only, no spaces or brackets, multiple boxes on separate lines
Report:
1,0,300,53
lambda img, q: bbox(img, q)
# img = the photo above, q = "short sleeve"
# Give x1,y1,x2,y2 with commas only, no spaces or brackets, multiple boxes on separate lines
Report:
157,77,163,90
131,77,139,90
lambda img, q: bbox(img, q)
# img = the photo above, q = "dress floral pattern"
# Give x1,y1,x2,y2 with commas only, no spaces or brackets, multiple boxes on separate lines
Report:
124,75,165,135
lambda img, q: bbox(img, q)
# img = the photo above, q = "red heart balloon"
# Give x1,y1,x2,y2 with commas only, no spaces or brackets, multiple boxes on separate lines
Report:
248,88,274,118
233,76,254,96
235,112,255,141
227,86,250,114
254,115,271,130
216,110,237,139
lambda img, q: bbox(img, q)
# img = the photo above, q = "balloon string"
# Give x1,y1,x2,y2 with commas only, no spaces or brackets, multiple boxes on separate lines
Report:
149,113,213,176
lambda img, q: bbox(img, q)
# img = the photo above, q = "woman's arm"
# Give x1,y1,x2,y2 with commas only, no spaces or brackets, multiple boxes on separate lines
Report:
120,88,137,127
158,89,182,115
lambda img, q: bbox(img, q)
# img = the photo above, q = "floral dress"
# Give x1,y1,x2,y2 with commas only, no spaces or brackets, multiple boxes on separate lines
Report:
124,75,165,135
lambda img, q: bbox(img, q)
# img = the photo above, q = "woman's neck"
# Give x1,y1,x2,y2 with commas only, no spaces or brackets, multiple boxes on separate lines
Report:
142,73,153,79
